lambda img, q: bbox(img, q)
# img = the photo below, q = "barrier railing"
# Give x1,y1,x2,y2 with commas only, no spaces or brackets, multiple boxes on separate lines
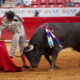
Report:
0,17,80,41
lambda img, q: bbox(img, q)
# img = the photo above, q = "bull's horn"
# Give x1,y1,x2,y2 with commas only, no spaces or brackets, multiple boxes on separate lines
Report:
26,45,34,52
16,45,34,57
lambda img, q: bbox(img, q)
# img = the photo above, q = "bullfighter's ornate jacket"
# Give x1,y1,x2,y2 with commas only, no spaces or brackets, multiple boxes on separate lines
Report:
0,14,25,35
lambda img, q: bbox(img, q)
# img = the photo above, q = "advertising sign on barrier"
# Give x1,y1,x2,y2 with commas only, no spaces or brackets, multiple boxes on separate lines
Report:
0,8,80,17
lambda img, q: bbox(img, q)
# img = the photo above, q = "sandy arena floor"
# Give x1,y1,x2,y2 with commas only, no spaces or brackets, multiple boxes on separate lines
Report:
0,43,80,80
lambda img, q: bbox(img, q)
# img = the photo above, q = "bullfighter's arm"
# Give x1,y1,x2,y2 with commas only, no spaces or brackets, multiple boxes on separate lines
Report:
1,17,8,27
0,17,8,38
15,14,24,22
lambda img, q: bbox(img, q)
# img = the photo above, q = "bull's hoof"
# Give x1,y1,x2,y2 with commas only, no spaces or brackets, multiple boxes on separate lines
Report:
49,68,54,71
49,67,54,71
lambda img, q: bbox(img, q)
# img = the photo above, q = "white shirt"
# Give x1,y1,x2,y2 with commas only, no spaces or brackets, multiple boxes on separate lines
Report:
70,0,80,3
23,0,32,6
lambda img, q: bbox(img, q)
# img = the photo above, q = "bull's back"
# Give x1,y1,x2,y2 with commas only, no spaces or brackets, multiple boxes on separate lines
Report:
46,23,80,47
30,22,80,48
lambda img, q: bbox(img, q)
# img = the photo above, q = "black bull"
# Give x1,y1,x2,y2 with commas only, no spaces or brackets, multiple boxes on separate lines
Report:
23,23,80,71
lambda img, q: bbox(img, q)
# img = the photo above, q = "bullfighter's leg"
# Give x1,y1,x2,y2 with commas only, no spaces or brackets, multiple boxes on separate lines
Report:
9,33,20,57
19,35,26,56
19,35,30,68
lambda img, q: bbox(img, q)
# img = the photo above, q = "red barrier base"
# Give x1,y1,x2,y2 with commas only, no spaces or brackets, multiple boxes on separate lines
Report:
0,41,22,72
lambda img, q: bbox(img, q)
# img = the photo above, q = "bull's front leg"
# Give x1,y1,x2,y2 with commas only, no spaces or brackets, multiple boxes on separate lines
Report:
45,55,59,69
49,46,61,71
49,53,58,71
